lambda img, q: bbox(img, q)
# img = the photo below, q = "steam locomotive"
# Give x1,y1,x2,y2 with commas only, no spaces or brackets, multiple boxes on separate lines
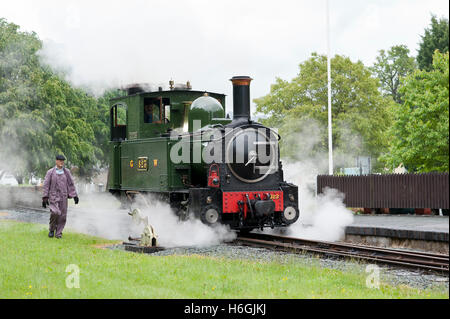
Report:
107,76,299,231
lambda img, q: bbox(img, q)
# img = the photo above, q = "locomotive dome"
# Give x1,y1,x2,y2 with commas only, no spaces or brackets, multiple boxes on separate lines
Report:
189,94,225,129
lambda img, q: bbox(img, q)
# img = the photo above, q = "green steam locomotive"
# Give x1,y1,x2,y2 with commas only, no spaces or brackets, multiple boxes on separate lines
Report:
107,76,299,231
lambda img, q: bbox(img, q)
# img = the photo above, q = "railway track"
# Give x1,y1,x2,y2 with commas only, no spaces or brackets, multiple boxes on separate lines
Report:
14,205,49,213
234,232,449,274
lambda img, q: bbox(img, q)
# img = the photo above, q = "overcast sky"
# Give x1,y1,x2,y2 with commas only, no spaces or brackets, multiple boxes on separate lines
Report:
1,0,449,115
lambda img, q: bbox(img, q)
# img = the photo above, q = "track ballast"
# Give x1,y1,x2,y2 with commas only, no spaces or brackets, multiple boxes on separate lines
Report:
234,232,449,274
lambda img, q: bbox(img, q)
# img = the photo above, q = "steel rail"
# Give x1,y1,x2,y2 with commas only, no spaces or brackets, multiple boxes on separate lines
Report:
239,232,448,260
14,205,49,213
234,232,449,273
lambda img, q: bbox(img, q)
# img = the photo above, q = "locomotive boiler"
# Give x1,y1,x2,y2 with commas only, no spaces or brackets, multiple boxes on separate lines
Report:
107,76,299,231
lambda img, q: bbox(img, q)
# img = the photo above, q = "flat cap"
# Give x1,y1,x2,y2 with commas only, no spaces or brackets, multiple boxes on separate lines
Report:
56,154,66,161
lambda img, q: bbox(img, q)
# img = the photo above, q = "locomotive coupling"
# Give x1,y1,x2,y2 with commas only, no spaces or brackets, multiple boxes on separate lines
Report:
254,200,276,217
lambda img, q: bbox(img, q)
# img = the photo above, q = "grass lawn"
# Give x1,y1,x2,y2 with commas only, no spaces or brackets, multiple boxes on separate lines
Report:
0,220,447,299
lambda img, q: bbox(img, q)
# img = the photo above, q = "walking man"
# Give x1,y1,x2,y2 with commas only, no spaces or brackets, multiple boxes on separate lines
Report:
42,155,79,239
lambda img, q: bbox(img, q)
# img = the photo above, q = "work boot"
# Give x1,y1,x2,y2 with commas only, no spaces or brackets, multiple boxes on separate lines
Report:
48,230,55,238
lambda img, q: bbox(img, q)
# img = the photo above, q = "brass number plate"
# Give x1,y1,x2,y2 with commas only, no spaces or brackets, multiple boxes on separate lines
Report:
137,157,148,171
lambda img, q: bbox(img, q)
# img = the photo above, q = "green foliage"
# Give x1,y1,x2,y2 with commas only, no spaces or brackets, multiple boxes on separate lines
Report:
0,19,47,181
370,45,417,104
254,53,393,172
0,18,119,181
382,51,449,172
417,15,449,71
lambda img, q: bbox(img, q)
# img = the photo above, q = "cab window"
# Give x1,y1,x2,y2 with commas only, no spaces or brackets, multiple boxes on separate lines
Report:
144,97,171,124
144,98,162,124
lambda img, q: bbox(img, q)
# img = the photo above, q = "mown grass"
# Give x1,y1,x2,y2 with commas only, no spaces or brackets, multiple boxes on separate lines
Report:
0,220,447,299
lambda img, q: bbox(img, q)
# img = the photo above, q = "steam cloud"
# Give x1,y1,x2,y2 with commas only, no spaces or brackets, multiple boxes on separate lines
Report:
282,161,354,241
134,195,236,247
66,192,236,247
275,118,355,242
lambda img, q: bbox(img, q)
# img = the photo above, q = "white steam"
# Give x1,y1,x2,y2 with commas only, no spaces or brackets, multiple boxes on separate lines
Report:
66,192,236,247
276,119,355,242
134,195,236,247
65,192,137,241
282,161,354,241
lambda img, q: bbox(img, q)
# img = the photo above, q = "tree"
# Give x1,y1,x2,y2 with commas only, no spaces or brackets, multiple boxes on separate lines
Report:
0,18,119,181
254,53,393,172
382,51,449,172
0,18,48,181
417,15,449,71
371,45,416,104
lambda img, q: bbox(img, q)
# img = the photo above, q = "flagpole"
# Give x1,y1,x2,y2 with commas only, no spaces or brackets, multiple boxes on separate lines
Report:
326,0,333,175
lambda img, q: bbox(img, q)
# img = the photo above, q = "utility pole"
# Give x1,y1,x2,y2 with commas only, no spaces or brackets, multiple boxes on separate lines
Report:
326,0,333,175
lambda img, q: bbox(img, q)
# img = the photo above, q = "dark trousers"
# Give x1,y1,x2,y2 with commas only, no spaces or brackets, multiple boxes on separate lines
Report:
49,199,68,237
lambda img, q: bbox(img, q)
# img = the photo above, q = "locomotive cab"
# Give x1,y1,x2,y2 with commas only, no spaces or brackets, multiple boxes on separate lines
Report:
106,82,230,195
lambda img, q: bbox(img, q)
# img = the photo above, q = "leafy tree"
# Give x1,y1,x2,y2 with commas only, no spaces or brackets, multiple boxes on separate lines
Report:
382,51,449,172
417,15,449,71
0,18,120,182
371,45,416,104
254,53,393,172
0,18,48,181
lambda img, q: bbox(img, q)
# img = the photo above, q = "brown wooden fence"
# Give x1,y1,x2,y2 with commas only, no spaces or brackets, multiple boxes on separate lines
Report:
317,173,449,209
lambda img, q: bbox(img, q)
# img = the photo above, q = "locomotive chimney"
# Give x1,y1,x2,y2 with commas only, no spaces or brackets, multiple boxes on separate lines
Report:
230,76,253,121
